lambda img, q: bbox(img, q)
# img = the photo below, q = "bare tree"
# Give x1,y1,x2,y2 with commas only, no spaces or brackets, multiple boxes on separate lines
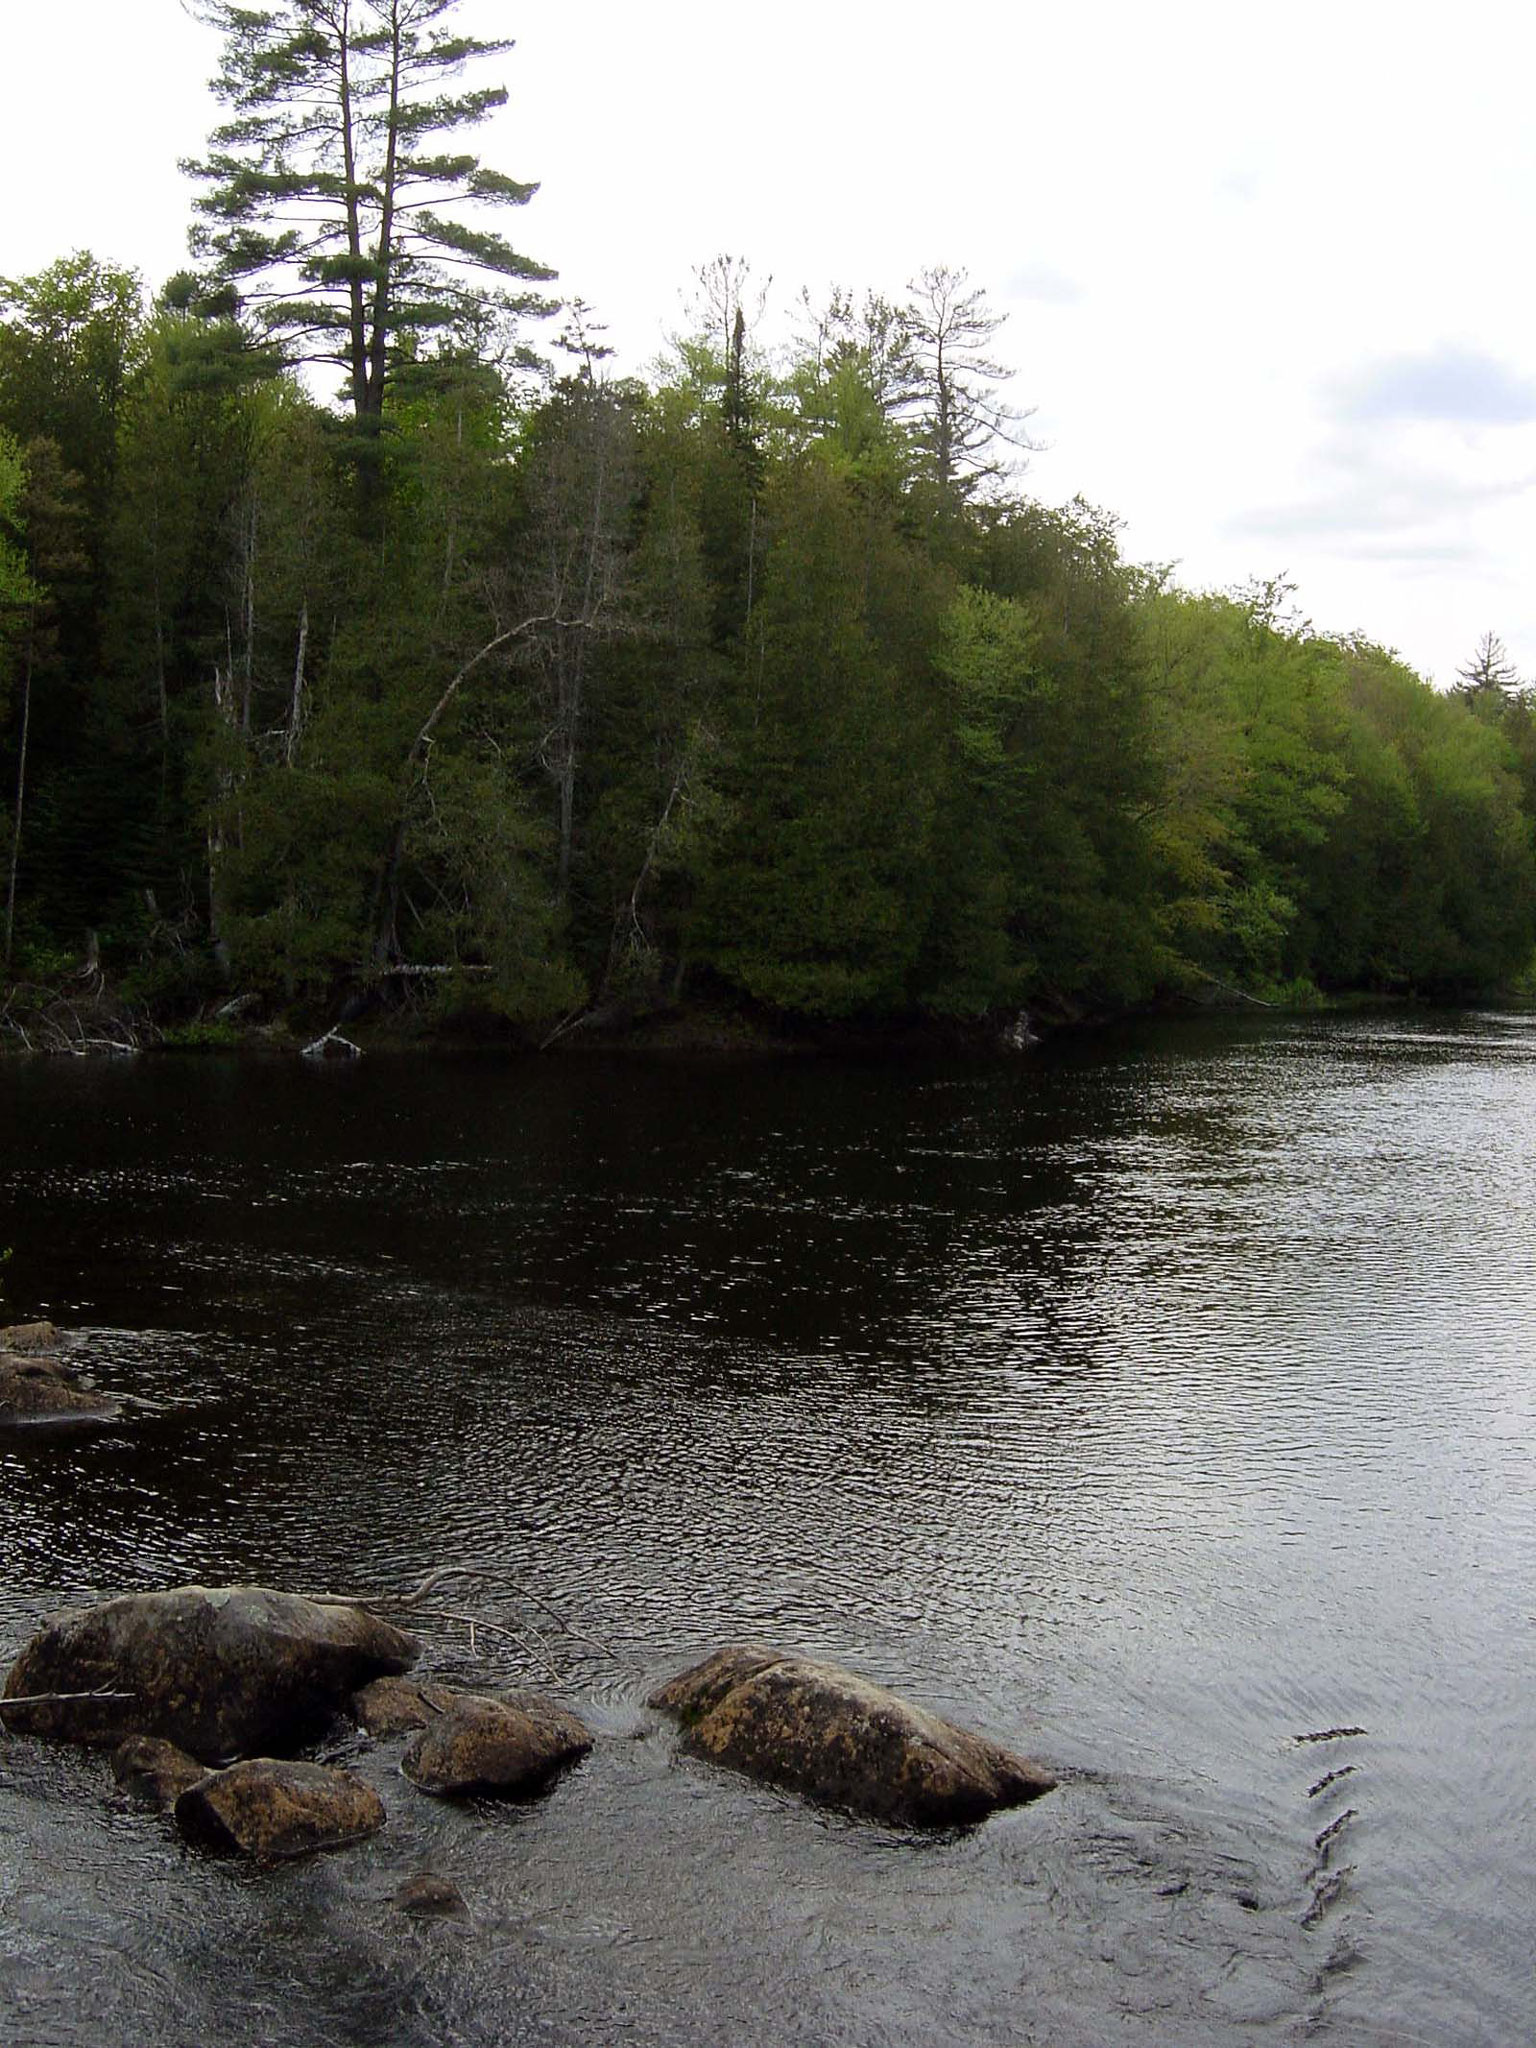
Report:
518,380,639,904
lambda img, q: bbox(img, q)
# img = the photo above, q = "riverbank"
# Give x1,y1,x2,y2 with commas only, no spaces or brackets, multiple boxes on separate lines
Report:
5,958,1498,1063
0,966,1021,1060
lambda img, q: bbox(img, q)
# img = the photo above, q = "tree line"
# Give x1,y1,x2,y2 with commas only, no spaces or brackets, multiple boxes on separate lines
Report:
2,0,1534,1040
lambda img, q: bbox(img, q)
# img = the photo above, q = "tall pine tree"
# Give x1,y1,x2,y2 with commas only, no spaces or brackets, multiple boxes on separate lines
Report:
184,1,555,426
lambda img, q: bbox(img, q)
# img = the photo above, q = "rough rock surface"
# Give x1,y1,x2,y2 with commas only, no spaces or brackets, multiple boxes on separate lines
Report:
0,1322,62,1352
648,1646,1056,1827
2,1585,419,1760
174,1758,385,1860
111,1734,210,1809
0,1325,119,1426
401,1693,593,1798
351,1675,463,1738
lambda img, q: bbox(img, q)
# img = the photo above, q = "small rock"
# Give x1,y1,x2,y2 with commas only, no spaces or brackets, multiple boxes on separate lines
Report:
402,1694,592,1798
111,1735,210,1809
649,1646,1056,1827
394,1872,470,1919
2,1585,419,1760
351,1675,461,1738
174,1758,385,1860
0,1322,63,1353
0,1338,120,1428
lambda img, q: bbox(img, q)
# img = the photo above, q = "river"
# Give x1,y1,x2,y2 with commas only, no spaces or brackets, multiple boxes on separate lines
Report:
1,1012,1532,2046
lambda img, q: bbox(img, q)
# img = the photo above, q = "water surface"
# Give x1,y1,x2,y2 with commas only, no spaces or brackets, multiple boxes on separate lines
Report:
2,1013,1532,2045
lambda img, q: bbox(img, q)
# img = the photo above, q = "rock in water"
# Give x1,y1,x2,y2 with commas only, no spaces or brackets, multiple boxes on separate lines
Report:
401,1694,593,1798
350,1674,463,1738
0,1325,120,1427
2,1586,419,1760
0,1322,62,1352
648,1646,1056,1827
174,1758,385,1860
111,1735,210,1809
394,1872,471,1919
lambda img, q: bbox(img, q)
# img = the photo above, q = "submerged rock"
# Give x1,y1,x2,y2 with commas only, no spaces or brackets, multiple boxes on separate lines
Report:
111,1734,209,1809
649,1646,1056,1827
394,1872,471,1919
0,1325,120,1427
2,1585,419,1760
401,1693,593,1798
174,1758,385,1860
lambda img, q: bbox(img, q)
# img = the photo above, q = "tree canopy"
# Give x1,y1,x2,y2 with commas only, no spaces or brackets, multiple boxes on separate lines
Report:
4,111,1535,1041
183,0,554,423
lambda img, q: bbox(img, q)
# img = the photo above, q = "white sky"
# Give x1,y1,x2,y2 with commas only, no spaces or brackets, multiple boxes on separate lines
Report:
6,0,1536,686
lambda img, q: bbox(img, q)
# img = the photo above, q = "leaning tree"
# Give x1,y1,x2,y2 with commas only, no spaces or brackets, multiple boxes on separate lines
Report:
182,0,555,424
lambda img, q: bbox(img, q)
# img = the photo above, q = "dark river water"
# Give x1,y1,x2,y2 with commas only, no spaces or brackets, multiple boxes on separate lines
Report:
1,1013,1532,2047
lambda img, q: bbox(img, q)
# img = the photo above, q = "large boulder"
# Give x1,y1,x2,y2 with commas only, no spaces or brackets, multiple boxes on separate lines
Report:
1,1585,419,1761
401,1693,593,1798
174,1758,385,1860
0,1324,120,1427
649,1646,1056,1827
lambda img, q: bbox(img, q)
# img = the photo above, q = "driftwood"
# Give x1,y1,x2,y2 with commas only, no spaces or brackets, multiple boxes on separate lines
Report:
2,1686,136,1708
305,1565,616,1686
0,980,148,1057
1197,972,1277,1010
0,1684,136,1736
300,1026,362,1060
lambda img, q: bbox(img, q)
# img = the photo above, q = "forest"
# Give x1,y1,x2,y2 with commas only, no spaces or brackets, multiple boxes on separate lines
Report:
3,0,1536,1049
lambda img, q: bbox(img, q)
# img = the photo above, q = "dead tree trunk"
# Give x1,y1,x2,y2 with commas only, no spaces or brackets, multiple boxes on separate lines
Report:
3,617,34,976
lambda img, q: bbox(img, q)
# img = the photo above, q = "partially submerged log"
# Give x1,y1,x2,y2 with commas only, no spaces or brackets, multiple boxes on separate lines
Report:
649,1646,1056,1827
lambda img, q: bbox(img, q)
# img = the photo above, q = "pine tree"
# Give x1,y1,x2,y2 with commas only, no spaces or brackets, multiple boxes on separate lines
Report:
183,1,555,427
1455,630,1521,701
901,266,1034,499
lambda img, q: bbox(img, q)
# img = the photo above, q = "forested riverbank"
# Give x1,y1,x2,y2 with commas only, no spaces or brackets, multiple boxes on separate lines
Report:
4,5,1536,1054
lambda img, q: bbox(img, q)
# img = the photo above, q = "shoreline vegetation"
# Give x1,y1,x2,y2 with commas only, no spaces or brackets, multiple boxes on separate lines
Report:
6,7,1536,1057
2,955,1526,1065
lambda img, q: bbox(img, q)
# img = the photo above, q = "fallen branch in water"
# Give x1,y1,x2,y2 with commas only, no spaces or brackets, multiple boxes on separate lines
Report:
1,1684,137,1731
0,980,151,1057
1196,972,1276,1009
308,1565,617,1682
2,1687,137,1706
300,1026,362,1060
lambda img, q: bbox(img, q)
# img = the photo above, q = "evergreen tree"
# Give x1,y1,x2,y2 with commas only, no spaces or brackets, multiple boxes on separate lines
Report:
901,266,1034,501
1455,630,1521,702
184,0,555,426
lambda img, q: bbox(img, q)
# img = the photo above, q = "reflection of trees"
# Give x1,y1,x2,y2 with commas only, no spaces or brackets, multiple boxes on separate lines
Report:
0,1035,1260,1694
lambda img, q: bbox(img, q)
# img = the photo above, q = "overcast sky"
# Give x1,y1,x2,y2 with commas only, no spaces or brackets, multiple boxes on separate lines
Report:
6,0,1535,686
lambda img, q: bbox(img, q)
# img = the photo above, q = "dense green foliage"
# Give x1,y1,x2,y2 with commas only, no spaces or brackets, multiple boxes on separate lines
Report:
3,14,1534,1033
